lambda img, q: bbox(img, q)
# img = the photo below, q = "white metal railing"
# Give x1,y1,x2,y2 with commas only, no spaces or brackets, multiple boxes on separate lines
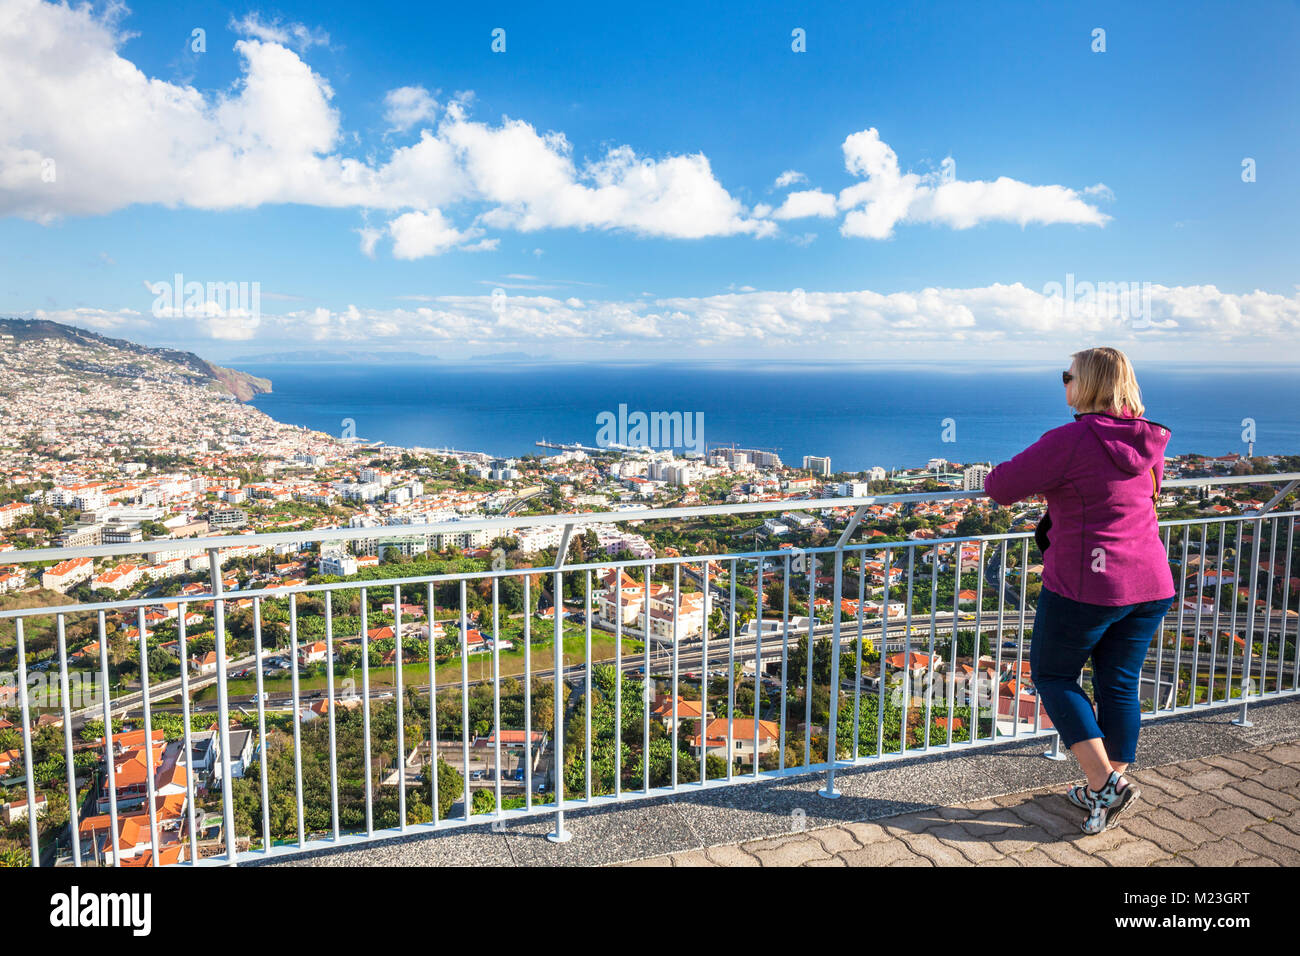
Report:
1,474,1296,866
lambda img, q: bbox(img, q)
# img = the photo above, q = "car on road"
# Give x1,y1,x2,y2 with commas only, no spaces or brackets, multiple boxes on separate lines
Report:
536,781,547,793
470,770,484,780
514,768,524,781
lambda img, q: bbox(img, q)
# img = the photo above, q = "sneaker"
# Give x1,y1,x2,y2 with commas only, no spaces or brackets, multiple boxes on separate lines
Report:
1079,771,1140,834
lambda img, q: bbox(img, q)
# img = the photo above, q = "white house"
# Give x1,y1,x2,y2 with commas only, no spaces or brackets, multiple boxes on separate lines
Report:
1,793,47,826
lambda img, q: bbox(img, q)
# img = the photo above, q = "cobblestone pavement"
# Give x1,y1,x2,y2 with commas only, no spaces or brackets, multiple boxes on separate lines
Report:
617,739,1300,867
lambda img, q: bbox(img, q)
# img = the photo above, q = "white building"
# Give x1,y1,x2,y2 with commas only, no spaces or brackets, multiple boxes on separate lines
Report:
91,563,142,593
963,463,991,490
319,552,358,577
665,464,694,486
0,502,33,529
596,569,705,641
781,511,816,529
803,455,831,476
515,524,566,554
336,481,384,502
430,527,490,550
42,557,94,592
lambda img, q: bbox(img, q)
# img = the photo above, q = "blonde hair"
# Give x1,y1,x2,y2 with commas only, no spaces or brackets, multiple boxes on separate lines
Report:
1070,347,1146,417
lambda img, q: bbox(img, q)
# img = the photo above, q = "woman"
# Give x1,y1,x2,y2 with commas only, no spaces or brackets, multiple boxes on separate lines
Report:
984,347,1176,835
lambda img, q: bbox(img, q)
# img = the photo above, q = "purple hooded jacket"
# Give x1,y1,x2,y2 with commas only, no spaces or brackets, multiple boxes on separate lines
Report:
984,411,1176,607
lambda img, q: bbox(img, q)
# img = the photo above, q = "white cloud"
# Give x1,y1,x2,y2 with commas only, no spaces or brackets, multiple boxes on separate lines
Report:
448,116,775,240
31,283,1300,359
909,177,1111,231
384,86,439,133
834,128,1109,239
231,13,329,51
772,189,838,220
357,226,382,258
774,170,808,188
388,209,468,259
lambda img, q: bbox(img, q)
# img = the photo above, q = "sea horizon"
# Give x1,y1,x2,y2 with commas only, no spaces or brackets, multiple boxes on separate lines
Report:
243,359,1300,472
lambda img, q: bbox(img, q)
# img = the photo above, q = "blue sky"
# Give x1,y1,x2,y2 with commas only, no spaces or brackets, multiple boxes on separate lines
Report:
1,0,1297,361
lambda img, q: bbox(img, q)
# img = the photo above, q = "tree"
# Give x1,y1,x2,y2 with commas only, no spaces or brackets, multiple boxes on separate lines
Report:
500,573,540,616
415,757,464,819
954,629,991,659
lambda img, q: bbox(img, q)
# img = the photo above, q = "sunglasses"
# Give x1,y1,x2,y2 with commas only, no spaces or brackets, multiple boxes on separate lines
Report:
1062,371,1074,385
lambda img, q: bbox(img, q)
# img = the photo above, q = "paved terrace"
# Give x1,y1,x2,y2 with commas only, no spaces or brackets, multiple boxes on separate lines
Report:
254,697,1300,868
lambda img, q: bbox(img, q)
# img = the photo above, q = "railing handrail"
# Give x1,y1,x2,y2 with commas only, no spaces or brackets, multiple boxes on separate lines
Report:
4,508,1300,622
6,472,1298,567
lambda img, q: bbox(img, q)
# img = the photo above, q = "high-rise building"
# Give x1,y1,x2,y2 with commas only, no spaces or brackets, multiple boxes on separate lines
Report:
803,455,831,476
963,463,992,490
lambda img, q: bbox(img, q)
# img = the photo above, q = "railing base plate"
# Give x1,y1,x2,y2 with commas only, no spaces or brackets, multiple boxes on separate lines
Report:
817,787,842,799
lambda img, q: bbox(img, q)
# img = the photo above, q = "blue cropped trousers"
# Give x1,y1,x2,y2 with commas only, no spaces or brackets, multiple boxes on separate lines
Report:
1029,584,1176,764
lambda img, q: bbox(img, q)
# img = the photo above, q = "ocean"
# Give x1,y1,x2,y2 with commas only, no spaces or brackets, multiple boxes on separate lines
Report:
242,361,1300,473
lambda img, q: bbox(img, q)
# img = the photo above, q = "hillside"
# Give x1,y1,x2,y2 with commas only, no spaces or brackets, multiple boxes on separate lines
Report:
0,317,270,401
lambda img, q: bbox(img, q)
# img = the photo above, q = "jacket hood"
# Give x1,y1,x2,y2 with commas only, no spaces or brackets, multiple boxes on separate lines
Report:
1076,412,1171,475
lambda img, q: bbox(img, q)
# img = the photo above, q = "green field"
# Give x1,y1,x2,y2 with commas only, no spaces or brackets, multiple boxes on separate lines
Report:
195,629,646,701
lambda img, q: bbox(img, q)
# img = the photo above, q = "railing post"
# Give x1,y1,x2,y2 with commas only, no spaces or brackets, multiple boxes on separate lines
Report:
1042,730,1066,760
15,620,40,866
547,568,572,843
97,610,122,866
1233,515,1264,727
820,506,865,798
818,542,845,798
55,614,81,866
209,548,239,864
